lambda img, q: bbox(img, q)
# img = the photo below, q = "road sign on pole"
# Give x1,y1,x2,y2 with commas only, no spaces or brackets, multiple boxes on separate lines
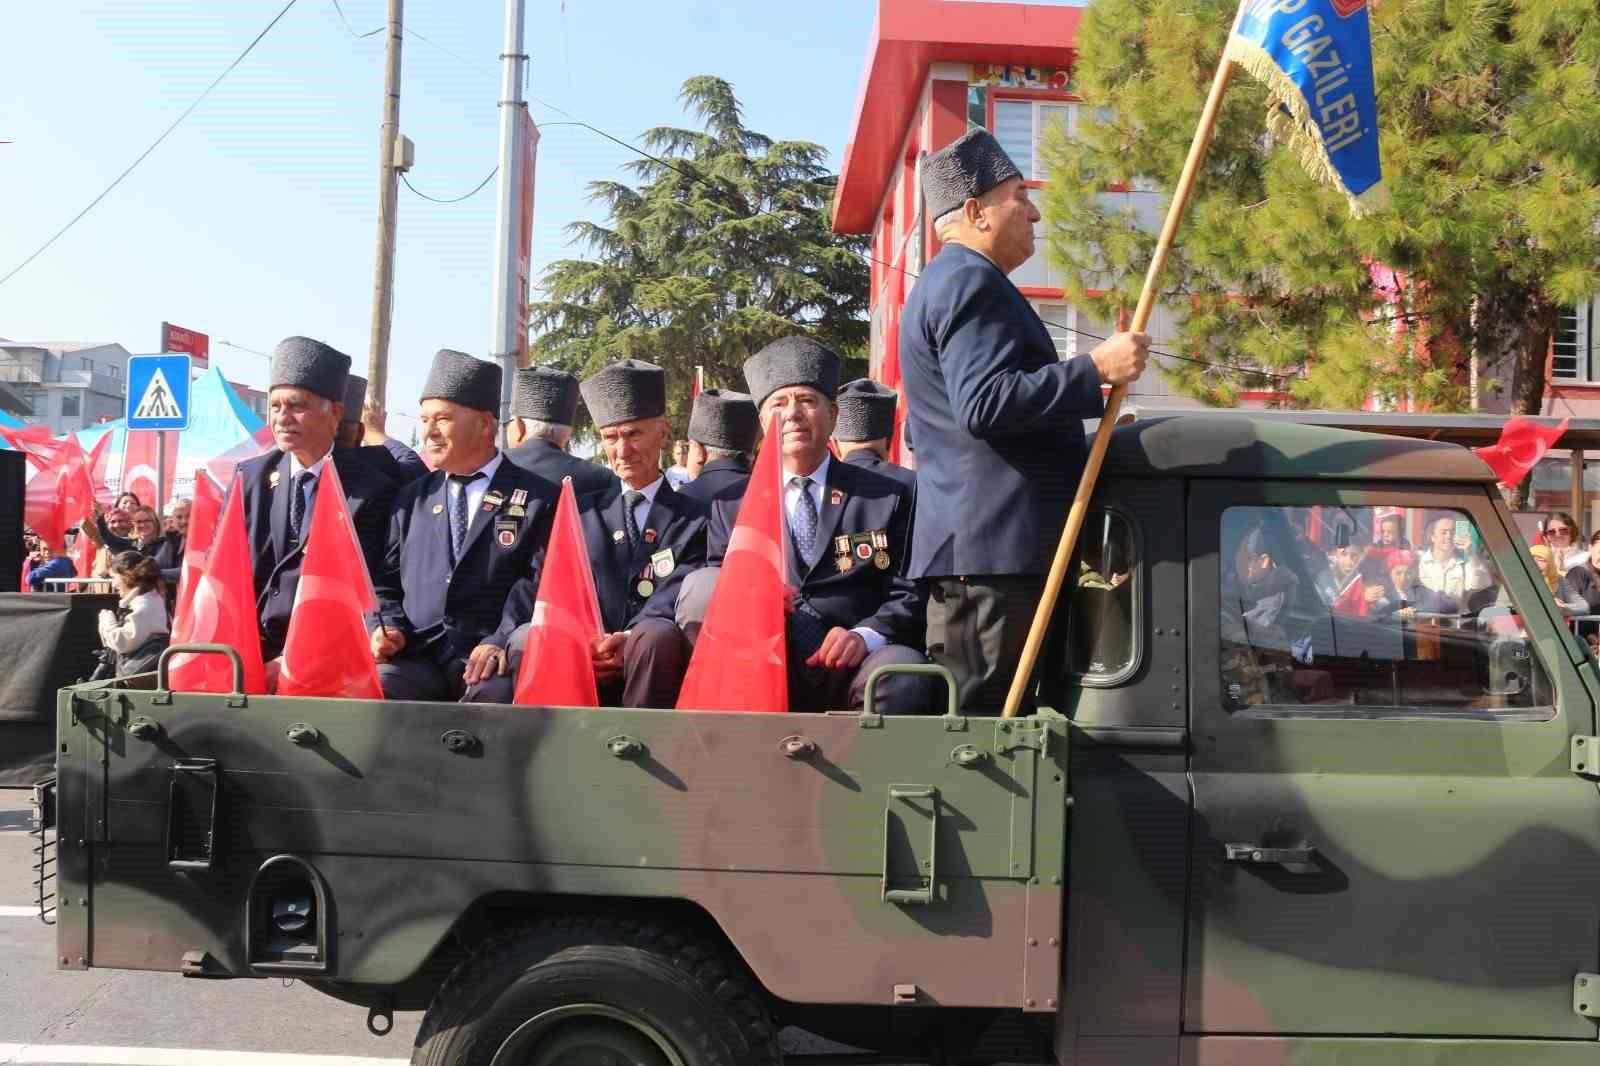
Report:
126,354,192,431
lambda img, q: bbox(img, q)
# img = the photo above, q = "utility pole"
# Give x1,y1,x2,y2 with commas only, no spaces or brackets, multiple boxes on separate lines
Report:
488,0,530,428
365,0,404,410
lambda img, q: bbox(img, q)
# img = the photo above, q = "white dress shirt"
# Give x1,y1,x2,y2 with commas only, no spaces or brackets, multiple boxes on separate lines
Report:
618,474,665,535
780,453,887,654
447,450,504,520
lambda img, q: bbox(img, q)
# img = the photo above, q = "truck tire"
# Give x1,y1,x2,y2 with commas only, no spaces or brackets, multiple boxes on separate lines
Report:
411,915,781,1066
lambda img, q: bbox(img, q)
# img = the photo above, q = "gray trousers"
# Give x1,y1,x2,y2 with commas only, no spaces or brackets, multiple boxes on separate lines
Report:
923,575,1044,716
462,616,689,709
676,567,936,715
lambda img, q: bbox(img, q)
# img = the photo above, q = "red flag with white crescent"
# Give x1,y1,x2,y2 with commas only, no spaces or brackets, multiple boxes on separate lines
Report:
1472,417,1567,487
512,478,603,707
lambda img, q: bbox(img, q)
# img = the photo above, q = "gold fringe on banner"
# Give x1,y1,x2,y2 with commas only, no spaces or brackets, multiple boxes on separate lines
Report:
1223,34,1389,217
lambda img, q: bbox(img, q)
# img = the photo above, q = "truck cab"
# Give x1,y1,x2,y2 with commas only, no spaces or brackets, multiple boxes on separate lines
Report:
37,415,1600,1065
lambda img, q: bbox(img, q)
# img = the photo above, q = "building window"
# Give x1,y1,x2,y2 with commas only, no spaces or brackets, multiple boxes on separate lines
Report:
60,394,80,418
991,99,1077,182
1551,303,1591,382
967,85,988,131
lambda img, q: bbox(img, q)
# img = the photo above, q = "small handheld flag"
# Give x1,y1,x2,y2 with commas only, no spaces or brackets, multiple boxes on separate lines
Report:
1225,0,1386,215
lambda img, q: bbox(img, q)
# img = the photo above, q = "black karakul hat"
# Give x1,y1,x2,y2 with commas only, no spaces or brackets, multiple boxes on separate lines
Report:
511,366,581,425
271,336,351,404
834,378,898,442
341,373,367,420
743,336,842,408
580,359,667,428
688,388,759,452
422,349,502,413
921,128,1023,223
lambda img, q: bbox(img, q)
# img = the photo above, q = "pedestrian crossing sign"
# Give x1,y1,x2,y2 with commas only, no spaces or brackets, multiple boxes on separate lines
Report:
126,354,192,430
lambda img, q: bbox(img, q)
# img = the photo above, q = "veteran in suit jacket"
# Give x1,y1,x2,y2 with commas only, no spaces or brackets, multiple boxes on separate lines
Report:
833,378,917,495
899,129,1149,713
676,387,759,506
677,337,932,715
335,373,428,486
469,360,705,708
234,337,396,661
503,365,614,496
370,349,557,702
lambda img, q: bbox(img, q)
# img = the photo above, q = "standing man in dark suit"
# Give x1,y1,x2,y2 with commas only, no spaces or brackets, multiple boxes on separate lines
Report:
371,349,557,701
833,378,916,494
232,337,396,661
676,387,759,505
468,359,706,708
900,129,1150,713
503,366,613,496
337,373,428,485
678,337,932,714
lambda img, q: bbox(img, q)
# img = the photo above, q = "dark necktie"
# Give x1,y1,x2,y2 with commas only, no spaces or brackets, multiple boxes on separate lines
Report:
791,475,817,564
450,472,484,561
623,490,646,552
289,471,314,543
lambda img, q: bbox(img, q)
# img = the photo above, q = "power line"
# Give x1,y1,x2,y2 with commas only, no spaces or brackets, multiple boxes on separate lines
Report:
404,27,498,80
401,166,498,203
329,0,380,37
0,0,302,290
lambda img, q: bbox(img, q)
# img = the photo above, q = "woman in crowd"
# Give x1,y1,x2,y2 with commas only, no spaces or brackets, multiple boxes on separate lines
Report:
1542,511,1587,571
95,552,170,676
1528,543,1587,616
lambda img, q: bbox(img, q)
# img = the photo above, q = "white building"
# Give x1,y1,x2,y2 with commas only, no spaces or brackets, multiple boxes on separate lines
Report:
0,340,131,433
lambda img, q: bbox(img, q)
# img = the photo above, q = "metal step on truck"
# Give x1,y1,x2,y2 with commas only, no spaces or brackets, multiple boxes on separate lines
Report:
32,415,1600,1066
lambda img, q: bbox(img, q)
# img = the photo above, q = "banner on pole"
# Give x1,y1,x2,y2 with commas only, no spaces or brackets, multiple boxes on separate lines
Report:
1226,0,1386,214
516,109,540,360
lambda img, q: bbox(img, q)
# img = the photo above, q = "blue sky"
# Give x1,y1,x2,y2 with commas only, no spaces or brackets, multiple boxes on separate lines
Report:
0,1,1072,433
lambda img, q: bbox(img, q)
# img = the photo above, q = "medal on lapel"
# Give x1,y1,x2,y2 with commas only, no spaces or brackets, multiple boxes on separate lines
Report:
612,529,626,543
432,503,445,515
268,470,281,489
483,490,505,514
510,488,528,506
871,528,891,570
643,528,657,544
831,488,844,506
636,563,656,599
650,548,675,578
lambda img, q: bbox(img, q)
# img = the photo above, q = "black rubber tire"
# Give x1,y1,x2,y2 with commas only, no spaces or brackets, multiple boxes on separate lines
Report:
410,915,781,1066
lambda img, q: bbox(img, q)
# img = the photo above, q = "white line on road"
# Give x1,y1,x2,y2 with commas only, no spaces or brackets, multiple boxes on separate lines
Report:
0,1047,408,1066
0,907,38,917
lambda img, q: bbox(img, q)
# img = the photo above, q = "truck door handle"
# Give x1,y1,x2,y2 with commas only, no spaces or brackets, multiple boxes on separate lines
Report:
1224,843,1319,866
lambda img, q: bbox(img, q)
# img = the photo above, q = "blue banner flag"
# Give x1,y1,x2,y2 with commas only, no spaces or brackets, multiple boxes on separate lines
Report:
1225,0,1386,215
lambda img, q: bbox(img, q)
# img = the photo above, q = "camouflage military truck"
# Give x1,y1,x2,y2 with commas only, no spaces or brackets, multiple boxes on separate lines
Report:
34,415,1600,1065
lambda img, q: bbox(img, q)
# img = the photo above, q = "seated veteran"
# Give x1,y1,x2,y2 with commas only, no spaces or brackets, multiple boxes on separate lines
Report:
676,388,760,505
336,372,428,485
233,337,396,661
467,359,708,709
832,378,917,494
504,365,614,495
677,336,934,715
370,349,557,701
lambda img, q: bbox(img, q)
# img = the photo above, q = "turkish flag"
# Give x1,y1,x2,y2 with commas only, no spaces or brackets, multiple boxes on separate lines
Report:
168,479,268,694
1332,575,1369,617
276,461,383,699
2,429,84,552
85,431,116,508
676,413,789,713
1473,417,1567,487
204,424,275,491
121,429,178,510
170,471,224,629
512,478,603,707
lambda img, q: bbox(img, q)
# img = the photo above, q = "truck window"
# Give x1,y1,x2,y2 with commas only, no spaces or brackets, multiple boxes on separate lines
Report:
1067,507,1139,682
1219,504,1552,719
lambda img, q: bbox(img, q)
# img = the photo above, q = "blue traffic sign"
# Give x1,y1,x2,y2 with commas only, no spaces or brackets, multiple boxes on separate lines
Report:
126,354,192,430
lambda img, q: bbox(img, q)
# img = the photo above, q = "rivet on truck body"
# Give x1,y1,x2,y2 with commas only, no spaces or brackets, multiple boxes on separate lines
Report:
1025,998,1036,1008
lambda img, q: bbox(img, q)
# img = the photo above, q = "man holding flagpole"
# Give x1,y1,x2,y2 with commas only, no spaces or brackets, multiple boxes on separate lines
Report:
899,129,1150,715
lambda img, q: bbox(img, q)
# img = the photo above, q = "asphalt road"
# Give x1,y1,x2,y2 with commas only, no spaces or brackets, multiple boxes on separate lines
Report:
0,790,864,1066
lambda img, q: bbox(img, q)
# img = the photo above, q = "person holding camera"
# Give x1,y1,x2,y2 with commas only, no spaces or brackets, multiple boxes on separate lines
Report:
95,552,170,676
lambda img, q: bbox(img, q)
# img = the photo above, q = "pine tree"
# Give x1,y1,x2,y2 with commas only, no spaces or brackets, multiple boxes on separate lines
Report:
529,76,869,430
1040,0,1600,413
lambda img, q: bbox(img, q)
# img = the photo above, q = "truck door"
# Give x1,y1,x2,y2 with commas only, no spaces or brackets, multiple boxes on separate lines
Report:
1184,480,1600,1042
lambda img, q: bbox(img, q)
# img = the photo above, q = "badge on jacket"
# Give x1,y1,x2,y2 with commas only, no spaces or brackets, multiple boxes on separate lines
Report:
495,517,518,548
650,548,675,578
269,470,281,489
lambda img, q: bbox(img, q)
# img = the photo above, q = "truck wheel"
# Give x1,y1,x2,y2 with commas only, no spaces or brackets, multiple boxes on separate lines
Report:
411,915,780,1066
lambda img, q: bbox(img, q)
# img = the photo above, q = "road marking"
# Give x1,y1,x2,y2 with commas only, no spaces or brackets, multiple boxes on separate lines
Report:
0,907,38,918
0,1047,408,1066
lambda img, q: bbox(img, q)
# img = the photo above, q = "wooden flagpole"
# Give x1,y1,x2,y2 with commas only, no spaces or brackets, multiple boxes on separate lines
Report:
1001,25,1243,718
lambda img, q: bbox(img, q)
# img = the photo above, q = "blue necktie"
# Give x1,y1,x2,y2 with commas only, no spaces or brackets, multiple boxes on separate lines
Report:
792,476,817,564
449,472,483,561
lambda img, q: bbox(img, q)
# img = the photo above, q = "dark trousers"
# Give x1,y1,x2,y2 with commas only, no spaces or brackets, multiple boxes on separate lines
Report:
379,650,467,702
463,616,689,709
923,575,1044,715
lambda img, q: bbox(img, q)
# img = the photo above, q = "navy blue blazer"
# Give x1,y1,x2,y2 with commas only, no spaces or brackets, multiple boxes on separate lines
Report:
707,458,921,647
374,457,557,664
343,439,428,486
234,449,397,659
899,243,1105,577
506,440,614,497
841,450,917,495
676,457,751,505
496,479,709,640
